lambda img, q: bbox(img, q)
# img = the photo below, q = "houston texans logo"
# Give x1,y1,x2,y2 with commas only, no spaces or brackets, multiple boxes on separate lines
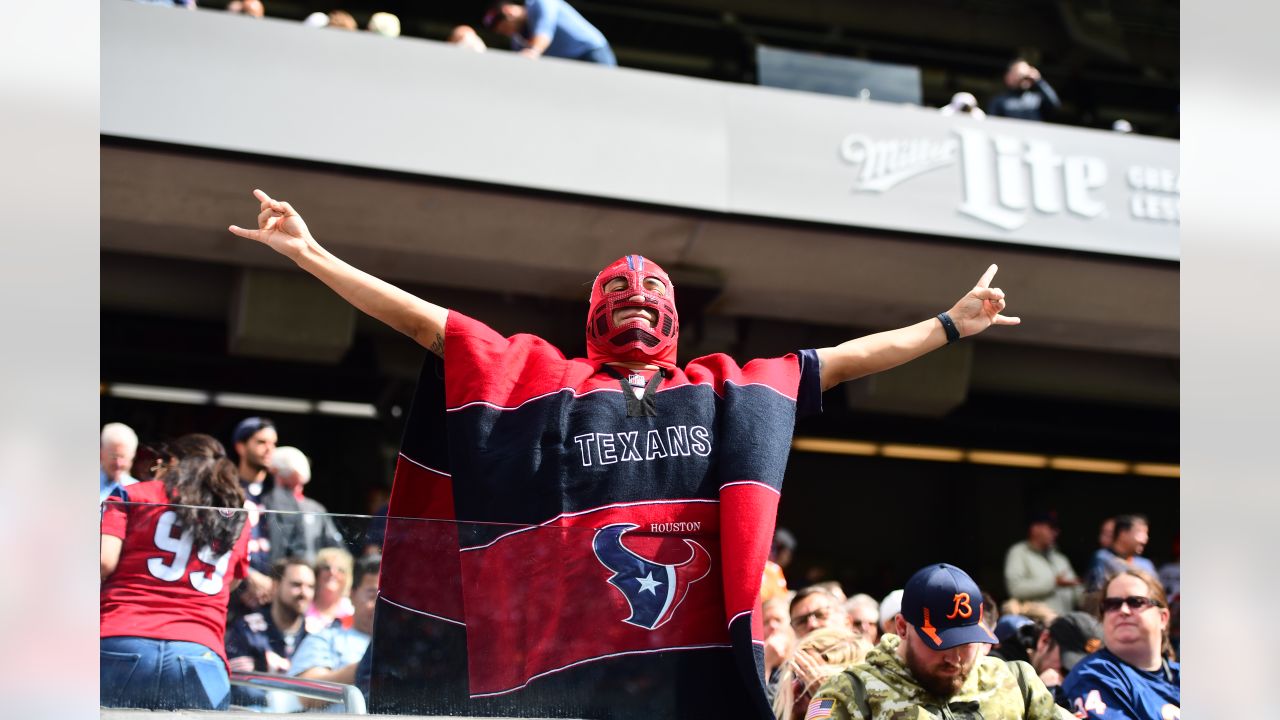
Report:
592,523,711,630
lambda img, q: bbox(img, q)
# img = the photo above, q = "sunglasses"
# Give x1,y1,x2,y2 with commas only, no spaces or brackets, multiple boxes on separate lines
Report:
1100,595,1161,614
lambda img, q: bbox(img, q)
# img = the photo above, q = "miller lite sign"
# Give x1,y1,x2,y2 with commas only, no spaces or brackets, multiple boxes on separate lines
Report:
840,127,1109,231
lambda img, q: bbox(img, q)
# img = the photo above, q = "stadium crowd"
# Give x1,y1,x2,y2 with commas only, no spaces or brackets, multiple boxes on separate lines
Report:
124,0,1142,133
100,4,1171,713
100,417,1179,717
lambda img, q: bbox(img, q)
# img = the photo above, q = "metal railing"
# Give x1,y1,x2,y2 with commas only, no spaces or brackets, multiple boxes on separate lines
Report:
230,671,366,714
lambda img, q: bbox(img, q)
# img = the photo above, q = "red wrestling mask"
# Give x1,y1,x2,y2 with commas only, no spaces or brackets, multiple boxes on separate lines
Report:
586,255,679,369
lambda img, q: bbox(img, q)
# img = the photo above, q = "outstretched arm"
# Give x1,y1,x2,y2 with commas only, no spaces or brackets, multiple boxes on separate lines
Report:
816,264,1019,391
229,190,449,356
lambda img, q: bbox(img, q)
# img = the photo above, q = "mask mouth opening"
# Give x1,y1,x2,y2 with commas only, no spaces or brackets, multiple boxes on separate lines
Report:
610,327,661,348
612,303,658,326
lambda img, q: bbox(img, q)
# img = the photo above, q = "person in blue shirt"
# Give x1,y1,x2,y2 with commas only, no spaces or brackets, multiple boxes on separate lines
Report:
483,0,616,66
1062,569,1179,719
100,422,140,504
290,555,381,711
1086,515,1158,591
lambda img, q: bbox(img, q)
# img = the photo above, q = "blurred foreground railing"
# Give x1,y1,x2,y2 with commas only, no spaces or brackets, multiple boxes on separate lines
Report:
231,670,366,714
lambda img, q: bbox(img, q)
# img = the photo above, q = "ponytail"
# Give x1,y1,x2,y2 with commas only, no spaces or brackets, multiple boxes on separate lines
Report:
158,434,247,554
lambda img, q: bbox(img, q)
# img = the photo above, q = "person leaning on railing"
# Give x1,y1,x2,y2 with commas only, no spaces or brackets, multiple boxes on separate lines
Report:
100,434,252,711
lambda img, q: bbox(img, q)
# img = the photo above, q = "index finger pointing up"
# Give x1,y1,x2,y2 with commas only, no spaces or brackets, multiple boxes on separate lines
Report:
252,188,277,207
976,264,998,288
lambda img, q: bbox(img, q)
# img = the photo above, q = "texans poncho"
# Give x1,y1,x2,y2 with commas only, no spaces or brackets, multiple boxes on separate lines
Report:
369,311,821,718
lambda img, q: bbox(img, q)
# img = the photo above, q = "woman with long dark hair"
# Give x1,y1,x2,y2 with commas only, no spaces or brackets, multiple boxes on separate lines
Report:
100,433,251,710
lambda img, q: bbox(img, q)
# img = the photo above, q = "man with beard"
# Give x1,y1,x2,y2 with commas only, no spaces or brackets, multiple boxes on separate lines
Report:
229,190,1019,719
230,417,287,611
808,564,1068,719
225,556,315,708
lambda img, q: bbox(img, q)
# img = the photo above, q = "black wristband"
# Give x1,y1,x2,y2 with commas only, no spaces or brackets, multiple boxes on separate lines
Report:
936,312,961,343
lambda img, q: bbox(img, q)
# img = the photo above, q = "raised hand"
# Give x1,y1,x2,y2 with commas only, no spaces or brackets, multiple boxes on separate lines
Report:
946,264,1021,338
228,189,314,260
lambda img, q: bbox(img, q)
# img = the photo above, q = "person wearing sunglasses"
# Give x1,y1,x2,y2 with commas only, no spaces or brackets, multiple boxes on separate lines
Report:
1061,569,1180,719
790,586,853,639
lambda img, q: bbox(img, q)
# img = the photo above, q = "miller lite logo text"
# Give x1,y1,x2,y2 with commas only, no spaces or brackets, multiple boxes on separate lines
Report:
592,523,711,630
841,128,1109,231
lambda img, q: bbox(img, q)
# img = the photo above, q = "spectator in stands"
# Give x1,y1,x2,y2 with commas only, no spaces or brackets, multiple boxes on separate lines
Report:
234,416,277,503
232,416,280,609
327,10,358,31
482,0,616,66
308,546,356,633
100,434,250,710
1030,611,1103,710
290,554,381,707
229,187,1019,715
809,563,1062,719
1111,119,1134,133
449,25,488,52
763,596,795,696
790,586,851,638
303,11,330,27
266,445,344,567
1097,517,1115,552
988,58,1061,121
989,613,1040,664
878,588,903,637
939,91,987,119
226,556,315,706
844,593,880,643
1086,514,1157,591
1005,511,1082,615
225,0,264,17
761,527,796,603
100,422,140,503
1062,570,1179,719
771,626,871,720
367,11,400,37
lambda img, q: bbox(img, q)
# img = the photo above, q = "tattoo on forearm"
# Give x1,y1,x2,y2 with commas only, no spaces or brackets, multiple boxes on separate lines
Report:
430,333,445,356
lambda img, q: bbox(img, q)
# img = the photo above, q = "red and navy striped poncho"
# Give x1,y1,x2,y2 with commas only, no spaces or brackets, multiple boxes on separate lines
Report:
370,311,821,719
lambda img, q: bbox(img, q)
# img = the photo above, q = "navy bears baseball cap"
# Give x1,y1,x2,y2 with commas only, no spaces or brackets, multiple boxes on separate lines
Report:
901,563,999,650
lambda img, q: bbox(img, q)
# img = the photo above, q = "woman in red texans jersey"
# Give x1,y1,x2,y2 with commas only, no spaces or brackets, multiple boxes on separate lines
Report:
100,434,252,710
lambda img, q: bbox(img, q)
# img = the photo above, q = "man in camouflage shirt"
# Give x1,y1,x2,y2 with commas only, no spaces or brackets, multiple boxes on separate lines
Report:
807,563,1071,720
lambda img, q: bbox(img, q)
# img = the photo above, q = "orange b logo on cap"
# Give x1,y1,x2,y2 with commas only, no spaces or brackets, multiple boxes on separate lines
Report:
946,593,973,619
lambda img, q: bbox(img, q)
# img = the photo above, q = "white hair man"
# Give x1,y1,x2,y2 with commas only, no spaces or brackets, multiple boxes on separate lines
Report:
844,593,881,643
265,446,344,566
100,422,139,503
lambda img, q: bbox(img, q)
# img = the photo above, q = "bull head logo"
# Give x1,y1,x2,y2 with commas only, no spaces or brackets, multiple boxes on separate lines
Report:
592,523,711,630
